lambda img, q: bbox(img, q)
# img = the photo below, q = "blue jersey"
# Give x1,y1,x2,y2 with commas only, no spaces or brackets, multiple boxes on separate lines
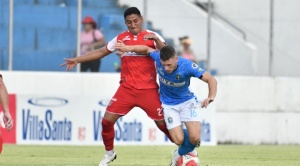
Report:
149,51,206,105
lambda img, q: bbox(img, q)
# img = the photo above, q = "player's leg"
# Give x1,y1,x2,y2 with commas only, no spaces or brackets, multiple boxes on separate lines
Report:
90,59,101,72
178,98,201,156
162,103,183,145
185,122,201,145
101,112,120,153
136,88,173,142
0,132,2,154
161,104,184,166
80,62,89,72
99,86,135,166
178,122,201,156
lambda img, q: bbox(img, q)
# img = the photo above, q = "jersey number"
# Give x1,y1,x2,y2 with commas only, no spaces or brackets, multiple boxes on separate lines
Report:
190,110,197,117
157,108,163,116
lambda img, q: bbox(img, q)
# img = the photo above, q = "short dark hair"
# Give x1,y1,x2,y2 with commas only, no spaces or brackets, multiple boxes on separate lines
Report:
160,46,176,61
124,7,142,19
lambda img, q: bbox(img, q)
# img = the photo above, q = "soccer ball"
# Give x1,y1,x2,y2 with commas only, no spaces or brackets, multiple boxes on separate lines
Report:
177,153,200,166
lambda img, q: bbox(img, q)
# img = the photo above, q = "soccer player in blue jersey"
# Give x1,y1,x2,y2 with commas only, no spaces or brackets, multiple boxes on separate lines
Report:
115,39,217,165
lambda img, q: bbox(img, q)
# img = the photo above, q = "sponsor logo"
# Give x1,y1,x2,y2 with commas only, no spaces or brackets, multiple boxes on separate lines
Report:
78,127,86,141
176,74,182,80
22,109,72,141
199,68,204,72
158,67,164,75
115,117,142,142
159,76,185,87
28,97,68,107
122,52,148,57
93,111,103,141
148,128,157,141
99,99,111,107
93,111,143,142
167,117,173,124
122,35,131,41
192,63,198,69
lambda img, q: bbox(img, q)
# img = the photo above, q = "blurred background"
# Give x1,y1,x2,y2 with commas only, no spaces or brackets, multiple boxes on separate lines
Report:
1,0,299,75
0,0,300,146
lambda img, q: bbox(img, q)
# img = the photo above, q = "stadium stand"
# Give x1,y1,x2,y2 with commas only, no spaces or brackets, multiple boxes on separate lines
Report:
0,0,173,72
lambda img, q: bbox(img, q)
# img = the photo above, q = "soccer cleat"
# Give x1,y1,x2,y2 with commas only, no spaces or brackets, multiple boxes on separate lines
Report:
98,152,117,166
169,149,179,166
190,150,198,156
196,140,201,148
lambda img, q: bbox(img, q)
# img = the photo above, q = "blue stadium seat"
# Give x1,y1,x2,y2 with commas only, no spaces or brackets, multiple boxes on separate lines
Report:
0,0,173,72
68,7,123,30
0,49,8,70
37,29,76,50
9,5,69,29
100,14,127,31
14,28,35,50
0,28,8,49
13,50,74,71
99,29,121,72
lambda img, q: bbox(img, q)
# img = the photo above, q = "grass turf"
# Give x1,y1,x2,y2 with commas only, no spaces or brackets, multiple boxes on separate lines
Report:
0,145,299,166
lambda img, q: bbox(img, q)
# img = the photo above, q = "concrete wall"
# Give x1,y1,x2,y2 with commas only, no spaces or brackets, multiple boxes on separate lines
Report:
1,71,300,144
213,0,300,76
118,0,256,75
213,76,300,144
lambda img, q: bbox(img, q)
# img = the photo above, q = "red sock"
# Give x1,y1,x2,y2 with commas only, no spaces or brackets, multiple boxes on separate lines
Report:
157,123,173,143
0,134,3,154
101,118,115,151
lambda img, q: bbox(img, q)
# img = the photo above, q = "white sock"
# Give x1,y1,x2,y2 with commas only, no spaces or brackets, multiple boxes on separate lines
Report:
174,149,180,160
106,150,114,156
190,150,198,156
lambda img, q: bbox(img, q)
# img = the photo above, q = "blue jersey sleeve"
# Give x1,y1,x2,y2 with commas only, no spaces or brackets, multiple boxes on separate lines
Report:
149,51,160,60
187,62,206,78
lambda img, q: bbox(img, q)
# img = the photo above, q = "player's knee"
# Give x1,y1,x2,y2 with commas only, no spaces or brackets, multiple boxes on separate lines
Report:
189,134,200,145
173,135,184,146
154,120,165,126
172,134,184,146
101,118,115,129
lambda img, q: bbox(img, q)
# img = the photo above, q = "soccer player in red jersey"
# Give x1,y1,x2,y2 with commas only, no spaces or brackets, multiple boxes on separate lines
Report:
0,74,14,154
61,7,173,166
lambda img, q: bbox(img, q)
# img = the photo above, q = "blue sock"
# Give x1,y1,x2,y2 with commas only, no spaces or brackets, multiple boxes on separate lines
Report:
178,129,197,155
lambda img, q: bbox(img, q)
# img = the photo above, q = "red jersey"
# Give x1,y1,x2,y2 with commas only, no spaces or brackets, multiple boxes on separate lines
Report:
106,30,165,89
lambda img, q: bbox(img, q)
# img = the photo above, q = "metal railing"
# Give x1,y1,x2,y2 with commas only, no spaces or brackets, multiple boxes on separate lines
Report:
193,1,247,40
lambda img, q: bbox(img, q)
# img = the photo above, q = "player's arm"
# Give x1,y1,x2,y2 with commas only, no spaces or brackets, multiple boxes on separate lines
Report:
61,45,110,71
200,72,217,108
0,75,13,131
144,33,165,50
115,40,155,55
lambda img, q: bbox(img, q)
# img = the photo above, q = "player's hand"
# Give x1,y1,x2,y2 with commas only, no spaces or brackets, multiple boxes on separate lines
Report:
3,111,13,131
115,40,126,56
143,34,158,41
201,97,214,108
60,58,78,70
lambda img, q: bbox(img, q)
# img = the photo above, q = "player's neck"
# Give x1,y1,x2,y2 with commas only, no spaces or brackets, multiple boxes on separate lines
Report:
130,29,145,36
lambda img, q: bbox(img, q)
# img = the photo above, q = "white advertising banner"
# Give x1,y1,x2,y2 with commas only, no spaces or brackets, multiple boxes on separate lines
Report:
16,95,216,146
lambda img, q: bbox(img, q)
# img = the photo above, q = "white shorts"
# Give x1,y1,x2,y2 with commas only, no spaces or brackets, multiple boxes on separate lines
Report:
163,98,200,130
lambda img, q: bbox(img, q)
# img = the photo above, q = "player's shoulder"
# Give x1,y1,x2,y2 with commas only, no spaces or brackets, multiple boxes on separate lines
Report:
145,29,160,36
117,30,130,38
179,57,198,69
149,50,160,59
178,57,191,66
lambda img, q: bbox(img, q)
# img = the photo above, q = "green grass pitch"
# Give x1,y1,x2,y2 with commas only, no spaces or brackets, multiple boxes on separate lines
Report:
0,145,299,166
